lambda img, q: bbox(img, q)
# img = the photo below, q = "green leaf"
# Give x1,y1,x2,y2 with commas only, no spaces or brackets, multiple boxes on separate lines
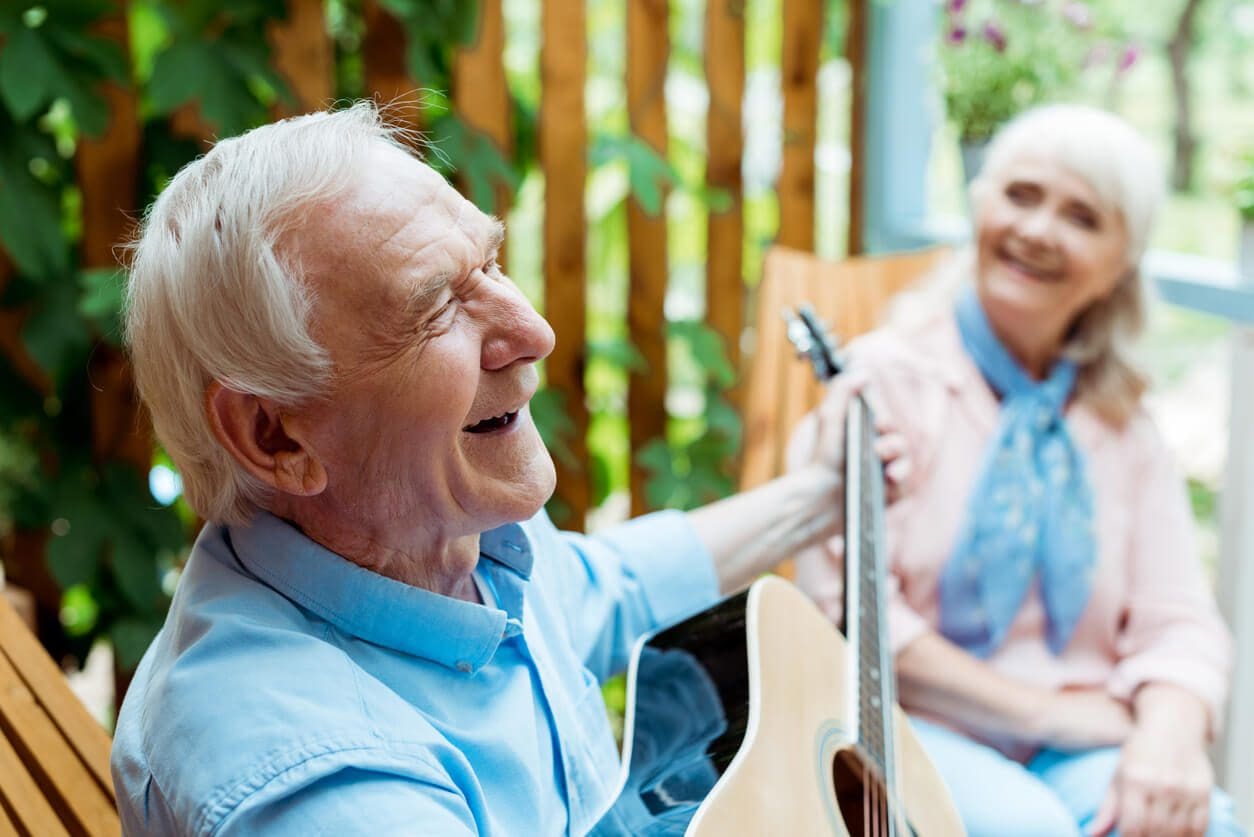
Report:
147,39,213,114
45,27,128,83
46,493,111,588
59,584,100,637
102,462,185,552
78,267,125,341
637,438,683,509
110,617,163,669
111,528,163,613
530,387,578,469
670,320,735,387
0,28,56,120
21,279,89,385
0,127,71,277
587,336,647,373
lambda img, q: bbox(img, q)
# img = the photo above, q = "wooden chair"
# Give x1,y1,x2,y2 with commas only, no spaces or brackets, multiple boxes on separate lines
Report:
0,594,118,836
739,244,952,492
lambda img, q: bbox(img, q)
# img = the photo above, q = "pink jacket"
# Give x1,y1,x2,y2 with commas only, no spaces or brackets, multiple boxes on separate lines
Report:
788,309,1233,737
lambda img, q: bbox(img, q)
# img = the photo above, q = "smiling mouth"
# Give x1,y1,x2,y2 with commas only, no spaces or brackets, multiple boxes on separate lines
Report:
998,248,1062,282
463,410,520,434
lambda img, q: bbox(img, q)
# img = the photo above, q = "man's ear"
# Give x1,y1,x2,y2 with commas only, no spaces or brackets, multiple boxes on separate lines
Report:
204,382,327,498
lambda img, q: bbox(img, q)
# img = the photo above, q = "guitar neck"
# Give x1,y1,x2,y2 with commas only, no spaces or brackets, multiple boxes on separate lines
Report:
843,395,897,782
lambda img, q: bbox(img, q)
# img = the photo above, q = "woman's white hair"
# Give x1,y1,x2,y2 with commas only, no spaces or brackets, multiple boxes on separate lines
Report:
125,101,417,524
974,104,1164,426
896,104,1163,426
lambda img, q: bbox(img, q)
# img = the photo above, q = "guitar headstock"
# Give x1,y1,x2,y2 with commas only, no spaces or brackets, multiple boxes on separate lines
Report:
785,304,844,383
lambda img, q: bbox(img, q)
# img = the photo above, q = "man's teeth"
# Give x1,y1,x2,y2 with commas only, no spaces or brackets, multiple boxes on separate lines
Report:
465,411,518,433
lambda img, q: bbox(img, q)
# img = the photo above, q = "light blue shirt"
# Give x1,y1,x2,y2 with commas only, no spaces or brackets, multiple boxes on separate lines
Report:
111,509,719,836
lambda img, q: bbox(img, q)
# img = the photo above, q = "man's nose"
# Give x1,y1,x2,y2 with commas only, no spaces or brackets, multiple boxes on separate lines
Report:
481,285,556,371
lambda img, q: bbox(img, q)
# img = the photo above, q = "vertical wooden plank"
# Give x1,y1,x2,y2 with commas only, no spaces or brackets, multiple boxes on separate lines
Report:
846,0,867,255
626,0,670,517
362,0,422,131
777,0,821,252
77,7,150,475
705,0,745,389
541,0,589,530
268,0,335,115
453,0,512,230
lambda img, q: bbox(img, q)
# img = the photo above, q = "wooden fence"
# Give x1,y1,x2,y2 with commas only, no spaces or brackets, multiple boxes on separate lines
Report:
0,0,868,534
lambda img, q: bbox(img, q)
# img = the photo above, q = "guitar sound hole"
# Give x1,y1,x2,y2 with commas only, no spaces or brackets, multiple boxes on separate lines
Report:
831,749,893,837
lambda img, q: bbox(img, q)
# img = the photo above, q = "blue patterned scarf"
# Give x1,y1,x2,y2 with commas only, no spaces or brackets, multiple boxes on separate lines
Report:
938,288,1096,657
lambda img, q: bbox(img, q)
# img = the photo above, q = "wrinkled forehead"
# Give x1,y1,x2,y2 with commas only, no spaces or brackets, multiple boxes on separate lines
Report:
285,143,501,332
291,145,485,277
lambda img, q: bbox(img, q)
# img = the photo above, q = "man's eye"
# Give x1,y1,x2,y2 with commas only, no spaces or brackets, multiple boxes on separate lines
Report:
428,298,455,325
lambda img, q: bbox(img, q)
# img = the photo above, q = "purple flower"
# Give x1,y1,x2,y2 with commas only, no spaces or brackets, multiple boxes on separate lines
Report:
1083,43,1111,69
982,20,1007,53
948,25,968,44
948,0,967,12
1062,2,1094,29
1117,43,1141,73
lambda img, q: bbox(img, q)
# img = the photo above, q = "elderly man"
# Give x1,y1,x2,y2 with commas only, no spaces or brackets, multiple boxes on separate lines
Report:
112,102,871,835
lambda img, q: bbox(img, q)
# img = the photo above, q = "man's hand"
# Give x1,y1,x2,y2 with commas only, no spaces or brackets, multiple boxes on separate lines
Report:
1030,687,1134,751
807,372,911,501
1088,685,1213,837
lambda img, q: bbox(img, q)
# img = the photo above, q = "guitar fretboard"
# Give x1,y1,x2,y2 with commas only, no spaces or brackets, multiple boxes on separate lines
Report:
844,396,897,784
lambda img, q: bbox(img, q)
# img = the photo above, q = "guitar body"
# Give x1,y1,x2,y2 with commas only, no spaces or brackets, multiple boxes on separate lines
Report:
689,577,962,836
593,307,963,836
594,577,963,836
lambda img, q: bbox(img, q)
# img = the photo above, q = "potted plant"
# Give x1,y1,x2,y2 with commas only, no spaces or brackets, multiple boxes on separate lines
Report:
938,0,1138,181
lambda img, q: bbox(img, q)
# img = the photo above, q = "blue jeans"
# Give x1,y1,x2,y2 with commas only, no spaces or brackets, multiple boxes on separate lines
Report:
911,717,1246,837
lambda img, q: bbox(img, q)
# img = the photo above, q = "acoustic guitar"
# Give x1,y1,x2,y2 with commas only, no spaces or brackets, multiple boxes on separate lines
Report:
591,307,965,836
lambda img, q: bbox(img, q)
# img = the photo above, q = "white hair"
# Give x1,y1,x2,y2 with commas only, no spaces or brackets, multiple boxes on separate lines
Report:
125,101,418,524
975,103,1163,267
974,104,1165,425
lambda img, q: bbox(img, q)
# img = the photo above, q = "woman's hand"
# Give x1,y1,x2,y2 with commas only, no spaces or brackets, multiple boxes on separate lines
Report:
1088,684,1213,837
1031,687,1134,751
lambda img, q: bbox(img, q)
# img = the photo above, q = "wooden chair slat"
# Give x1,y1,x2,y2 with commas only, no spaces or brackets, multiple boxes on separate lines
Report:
0,650,118,836
0,792,22,837
0,698,70,837
740,245,952,493
0,599,113,795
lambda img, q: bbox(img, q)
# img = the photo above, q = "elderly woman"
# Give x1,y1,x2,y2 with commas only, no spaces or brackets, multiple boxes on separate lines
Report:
789,105,1241,837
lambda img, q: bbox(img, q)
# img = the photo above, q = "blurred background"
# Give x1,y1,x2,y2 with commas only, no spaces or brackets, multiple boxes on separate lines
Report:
0,0,1250,815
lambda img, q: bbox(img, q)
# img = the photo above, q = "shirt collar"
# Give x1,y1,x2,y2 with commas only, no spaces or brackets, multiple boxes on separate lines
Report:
225,512,533,674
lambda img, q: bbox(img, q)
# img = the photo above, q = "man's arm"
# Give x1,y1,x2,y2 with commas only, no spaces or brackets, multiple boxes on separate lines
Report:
218,768,478,836
687,463,843,594
690,373,906,594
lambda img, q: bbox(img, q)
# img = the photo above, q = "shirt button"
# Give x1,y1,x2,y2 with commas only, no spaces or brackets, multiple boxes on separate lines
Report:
456,661,472,673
